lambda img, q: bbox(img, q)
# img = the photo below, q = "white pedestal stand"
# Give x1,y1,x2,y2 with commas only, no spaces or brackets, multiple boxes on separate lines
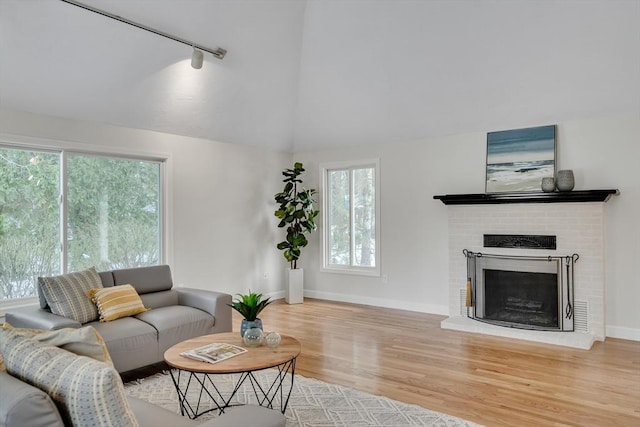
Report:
286,268,304,304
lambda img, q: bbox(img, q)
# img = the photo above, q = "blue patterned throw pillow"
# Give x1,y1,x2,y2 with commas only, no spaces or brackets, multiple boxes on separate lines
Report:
39,267,103,324
0,328,138,427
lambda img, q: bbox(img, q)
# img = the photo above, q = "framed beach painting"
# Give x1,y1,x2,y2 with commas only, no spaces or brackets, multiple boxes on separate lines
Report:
485,125,556,193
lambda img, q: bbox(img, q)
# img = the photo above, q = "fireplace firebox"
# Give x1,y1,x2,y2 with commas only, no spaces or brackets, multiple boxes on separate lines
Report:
464,250,578,332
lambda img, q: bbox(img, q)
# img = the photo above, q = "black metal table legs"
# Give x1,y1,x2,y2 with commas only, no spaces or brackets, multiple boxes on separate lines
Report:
169,358,296,420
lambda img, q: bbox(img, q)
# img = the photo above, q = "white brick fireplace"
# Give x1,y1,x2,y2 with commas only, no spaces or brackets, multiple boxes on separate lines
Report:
440,200,610,349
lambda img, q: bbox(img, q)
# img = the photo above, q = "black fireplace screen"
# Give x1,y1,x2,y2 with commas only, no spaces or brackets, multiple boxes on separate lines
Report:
463,250,578,332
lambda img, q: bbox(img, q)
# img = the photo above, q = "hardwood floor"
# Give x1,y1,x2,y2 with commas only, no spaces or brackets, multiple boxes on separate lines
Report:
244,298,640,427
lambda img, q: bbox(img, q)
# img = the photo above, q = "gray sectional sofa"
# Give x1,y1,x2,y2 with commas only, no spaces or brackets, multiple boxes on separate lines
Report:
6,264,232,373
0,370,285,427
1,265,287,427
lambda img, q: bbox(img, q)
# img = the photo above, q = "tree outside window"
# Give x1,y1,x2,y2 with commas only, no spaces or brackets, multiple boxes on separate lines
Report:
0,145,162,302
322,160,379,275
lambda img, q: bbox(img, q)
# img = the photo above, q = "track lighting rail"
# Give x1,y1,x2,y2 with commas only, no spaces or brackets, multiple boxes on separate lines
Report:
60,0,227,60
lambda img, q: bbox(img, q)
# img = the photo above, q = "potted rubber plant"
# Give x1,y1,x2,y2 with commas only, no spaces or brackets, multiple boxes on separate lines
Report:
228,291,272,337
274,162,319,304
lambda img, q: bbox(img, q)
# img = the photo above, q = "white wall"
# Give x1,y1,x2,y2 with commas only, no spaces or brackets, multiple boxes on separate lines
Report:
296,113,640,340
0,108,292,300
294,0,640,151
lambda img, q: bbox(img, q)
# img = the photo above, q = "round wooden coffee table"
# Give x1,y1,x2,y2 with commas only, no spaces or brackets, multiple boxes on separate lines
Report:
164,332,301,419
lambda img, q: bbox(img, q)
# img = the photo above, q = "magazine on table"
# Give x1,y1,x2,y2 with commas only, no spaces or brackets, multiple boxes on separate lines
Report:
180,342,247,364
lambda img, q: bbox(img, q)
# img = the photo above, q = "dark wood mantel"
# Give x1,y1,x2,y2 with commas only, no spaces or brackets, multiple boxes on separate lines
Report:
433,189,619,205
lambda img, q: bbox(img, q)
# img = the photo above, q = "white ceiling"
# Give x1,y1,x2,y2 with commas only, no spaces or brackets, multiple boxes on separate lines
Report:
1,0,638,153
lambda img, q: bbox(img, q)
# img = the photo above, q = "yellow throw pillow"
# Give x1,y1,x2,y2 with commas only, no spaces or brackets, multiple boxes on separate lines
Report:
87,284,149,322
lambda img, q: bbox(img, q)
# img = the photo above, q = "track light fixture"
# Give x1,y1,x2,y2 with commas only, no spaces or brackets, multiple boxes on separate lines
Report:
191,48,204,69
60,0,227,69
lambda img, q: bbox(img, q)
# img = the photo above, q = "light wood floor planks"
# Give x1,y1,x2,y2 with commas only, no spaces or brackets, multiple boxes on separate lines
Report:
244,298,640,427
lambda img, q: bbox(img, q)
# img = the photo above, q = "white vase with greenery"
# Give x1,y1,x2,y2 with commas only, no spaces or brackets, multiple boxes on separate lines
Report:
274,162,319,304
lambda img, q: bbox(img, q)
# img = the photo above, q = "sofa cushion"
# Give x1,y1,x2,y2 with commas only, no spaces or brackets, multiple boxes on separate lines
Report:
135,305,214,353
0,371,65,427
0,328,138,427
88,284,150,322
139,289,180,309
87,317,159,373
112,265,173,295
201,405,287,427
98,270,115,287
127,396,197,427
39,267,102,324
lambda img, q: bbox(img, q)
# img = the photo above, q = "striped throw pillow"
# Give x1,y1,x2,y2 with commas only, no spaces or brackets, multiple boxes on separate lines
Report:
39,267,103,324
2,323,112,365
87,284,149,322
0,328,139,427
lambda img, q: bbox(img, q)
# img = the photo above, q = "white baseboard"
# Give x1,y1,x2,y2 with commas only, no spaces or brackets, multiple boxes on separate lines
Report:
264,290,286,301
606,325,640,342
303,290,449,316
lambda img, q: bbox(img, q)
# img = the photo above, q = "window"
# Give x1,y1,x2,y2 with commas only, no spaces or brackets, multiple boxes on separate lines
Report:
0,148,60,301
321,160,379,275
0,145,163,304
66,153,161,271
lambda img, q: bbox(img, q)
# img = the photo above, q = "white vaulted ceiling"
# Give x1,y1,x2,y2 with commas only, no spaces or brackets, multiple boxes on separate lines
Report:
1,0,638,152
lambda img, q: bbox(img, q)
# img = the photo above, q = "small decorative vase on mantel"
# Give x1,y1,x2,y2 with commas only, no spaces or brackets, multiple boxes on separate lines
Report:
541,177,556,193
556,170,575,192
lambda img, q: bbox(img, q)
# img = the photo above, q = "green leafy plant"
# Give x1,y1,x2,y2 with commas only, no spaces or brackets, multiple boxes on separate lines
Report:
274,162,319,269
228,291,272,321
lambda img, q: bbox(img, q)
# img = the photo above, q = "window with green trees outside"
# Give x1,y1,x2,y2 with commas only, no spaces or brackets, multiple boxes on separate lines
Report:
322,160,379,275
0,145,162,303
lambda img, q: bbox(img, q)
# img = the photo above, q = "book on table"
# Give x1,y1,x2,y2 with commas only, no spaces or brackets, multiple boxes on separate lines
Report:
180,342,248,364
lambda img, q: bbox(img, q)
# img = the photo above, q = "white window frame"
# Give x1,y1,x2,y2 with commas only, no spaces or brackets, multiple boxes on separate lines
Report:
320,159,380,276
0,134,171,314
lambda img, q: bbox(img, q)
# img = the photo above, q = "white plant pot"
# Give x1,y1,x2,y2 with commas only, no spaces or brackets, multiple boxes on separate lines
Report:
286,268,304,304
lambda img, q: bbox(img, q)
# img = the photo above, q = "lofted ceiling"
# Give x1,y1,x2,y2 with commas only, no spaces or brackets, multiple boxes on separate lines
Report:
1,0,638,153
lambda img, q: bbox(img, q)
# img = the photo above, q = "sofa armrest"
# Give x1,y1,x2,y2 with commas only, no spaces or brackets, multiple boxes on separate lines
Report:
175,288,232,333
128,398,285,427
0,372,65,427
5,306,82,330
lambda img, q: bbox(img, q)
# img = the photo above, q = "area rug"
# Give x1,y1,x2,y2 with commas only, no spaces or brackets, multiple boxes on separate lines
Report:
124,370,480,426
